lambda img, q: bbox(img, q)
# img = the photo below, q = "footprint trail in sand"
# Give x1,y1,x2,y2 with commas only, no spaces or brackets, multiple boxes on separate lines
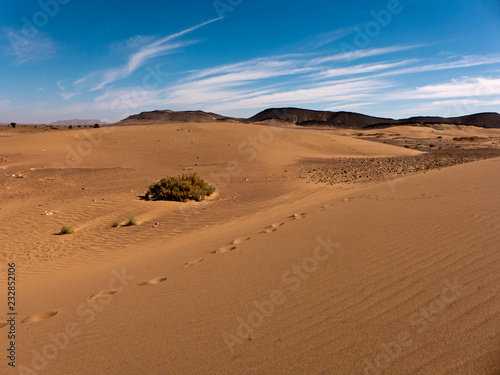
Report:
139,277,168,286
21,311,59,324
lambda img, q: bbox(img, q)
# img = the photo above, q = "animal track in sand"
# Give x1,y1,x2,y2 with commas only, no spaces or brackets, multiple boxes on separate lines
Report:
289,213,307,220
139,277,168,286
185,257,205,267
232,237,251,244
213,246,237,254
21,311,58,324
88,290,118,301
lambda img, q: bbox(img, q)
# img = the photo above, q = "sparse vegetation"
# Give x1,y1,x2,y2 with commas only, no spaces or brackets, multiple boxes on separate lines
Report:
111,220,120,228
429,143,436,147
58,225,73,235
10,122,16,128
125,217,137,226
68,125,73,129
94,124,100,128
145,173,215,202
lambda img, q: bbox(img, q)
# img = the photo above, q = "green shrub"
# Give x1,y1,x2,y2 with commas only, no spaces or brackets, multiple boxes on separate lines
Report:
145,173,215,202
111,220,120,228
429,143,436,147
125,217,137,226
58,225,73,235
93,124,100,128
10,122,16,128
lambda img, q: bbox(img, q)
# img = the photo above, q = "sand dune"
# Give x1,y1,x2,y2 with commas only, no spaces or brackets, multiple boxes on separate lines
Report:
0,122,499,374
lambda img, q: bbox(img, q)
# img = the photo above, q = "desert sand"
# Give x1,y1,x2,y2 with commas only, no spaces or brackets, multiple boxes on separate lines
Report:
0,121,499,374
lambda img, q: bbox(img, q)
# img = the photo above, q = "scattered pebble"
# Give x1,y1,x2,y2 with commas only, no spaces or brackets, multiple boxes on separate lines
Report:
302,149,500,185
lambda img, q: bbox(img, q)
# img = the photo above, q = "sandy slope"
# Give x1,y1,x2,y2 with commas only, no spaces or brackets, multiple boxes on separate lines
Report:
0,123,499,374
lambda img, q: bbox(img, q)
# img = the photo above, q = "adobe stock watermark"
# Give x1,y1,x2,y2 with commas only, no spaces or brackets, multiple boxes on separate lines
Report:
213,0,243,18
363,277,468,375
340,0,403,59
8,0,70,55
16,268,135,375
50,127,113,179
383,172,406,193
223,236,340,353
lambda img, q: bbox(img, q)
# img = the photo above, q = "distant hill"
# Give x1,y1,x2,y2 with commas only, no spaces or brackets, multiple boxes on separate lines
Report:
247,108,500,129
52,119,108,126
119,110,236,124
246,108,394,128
118,108,500,129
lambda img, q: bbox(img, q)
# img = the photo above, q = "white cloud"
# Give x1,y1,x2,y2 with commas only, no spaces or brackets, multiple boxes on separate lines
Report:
313,59,418,79
207,78,392,112
57,81,77,100
310,45,423,64
76,17,221,91
85,47,500,121
377,54,500,78
326,102,376,111
387,77,500,100
392,98,500,118
3,28,56,64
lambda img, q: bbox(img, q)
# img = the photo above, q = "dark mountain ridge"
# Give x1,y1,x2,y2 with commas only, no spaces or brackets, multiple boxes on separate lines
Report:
247,108,500,129
117,108,500,129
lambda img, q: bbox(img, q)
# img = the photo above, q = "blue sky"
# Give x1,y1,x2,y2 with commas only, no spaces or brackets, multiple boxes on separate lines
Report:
1,0,500,123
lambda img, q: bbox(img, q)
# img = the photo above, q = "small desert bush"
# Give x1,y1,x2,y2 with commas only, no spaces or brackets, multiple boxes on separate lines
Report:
125,217,137,226
145,173,215,202
111,220,120,228
429,143,436,148
59,225,73,235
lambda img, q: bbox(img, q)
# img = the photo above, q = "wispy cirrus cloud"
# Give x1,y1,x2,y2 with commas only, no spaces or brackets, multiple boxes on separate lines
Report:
68,42,500,121
376,54,500,78
312,59,418,79
74,17,222,92
57,81,77,100
310,44,424,65
3,28,56,64
387,77,500,100
392,97,500,118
